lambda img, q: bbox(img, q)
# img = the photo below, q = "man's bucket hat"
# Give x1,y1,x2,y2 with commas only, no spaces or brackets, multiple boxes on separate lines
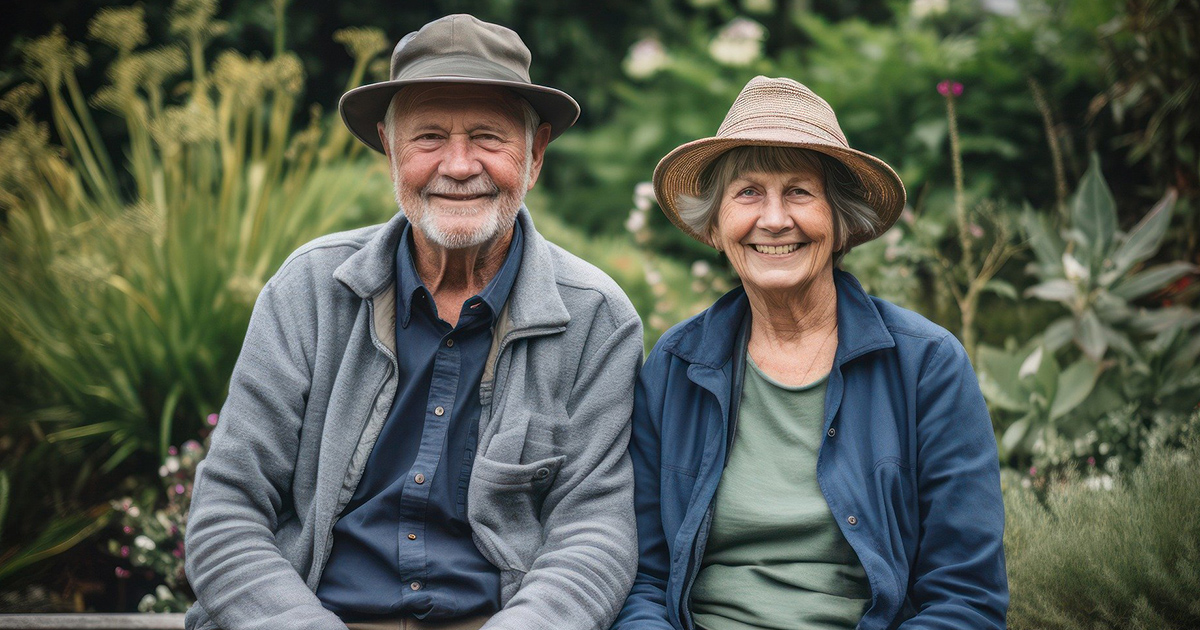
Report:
339,14,580,154
653,76,907,248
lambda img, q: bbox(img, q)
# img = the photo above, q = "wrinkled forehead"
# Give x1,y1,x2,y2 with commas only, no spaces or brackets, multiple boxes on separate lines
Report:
390,83,526,130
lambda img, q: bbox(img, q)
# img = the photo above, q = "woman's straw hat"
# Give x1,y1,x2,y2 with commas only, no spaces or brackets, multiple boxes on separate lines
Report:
653,76,906,248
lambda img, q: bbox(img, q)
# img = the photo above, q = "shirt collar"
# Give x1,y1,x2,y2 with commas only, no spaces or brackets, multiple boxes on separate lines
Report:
395,220,525,328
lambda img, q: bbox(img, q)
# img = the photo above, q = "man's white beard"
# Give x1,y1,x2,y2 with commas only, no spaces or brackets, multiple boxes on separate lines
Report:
393,161,530,250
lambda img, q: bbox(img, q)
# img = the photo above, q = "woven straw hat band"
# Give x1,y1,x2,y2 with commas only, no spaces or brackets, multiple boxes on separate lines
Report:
653,75,906,250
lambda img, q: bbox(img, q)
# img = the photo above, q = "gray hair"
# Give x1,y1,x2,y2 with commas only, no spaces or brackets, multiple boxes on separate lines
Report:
382,87,540,154
676,146,880,265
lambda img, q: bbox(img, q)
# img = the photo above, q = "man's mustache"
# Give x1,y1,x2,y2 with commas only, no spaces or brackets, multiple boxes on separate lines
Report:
422,176,501,198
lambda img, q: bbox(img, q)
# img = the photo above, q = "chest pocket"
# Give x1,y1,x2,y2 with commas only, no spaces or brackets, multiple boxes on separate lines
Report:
468,410,566,574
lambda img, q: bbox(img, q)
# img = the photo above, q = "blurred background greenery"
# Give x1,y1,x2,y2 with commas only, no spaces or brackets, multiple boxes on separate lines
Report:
0,0,1197,624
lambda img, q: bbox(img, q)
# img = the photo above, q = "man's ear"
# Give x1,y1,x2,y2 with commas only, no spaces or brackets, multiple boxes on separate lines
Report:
524,122,553,190
376,121,391,159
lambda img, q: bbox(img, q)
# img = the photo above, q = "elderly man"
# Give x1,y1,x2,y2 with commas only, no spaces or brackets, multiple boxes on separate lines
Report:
184,15,642,630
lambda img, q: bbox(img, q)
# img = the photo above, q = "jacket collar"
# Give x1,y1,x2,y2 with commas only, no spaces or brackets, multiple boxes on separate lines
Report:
665,269,894,369
334,206,570,333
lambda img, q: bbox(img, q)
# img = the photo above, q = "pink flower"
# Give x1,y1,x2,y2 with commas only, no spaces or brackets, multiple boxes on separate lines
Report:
115,567,131,579
168,445,178,456
1088,457,1096,466
937,80,964,97
175,484,186,495
207,413,219,426
172,549,184,558
968,223,984,238
120,546,130,558
1029,466,1037,476
123,525,133,535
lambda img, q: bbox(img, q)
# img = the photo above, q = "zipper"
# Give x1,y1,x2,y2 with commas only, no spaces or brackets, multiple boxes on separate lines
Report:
312,295,400,584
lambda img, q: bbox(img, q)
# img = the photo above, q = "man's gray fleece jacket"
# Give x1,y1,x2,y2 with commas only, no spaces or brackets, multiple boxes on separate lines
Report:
184,208,643,630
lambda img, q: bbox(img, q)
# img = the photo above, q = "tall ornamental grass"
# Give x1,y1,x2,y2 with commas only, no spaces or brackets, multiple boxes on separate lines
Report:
0,0,394,579
1004,430,1200,629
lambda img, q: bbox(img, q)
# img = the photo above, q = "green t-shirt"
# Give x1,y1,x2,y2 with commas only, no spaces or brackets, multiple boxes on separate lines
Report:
690,357,870,630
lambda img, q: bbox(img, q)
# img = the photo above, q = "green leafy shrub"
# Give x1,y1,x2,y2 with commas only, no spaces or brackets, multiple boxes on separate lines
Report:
1004,432,1200,629
0,0,395,582
977,155,1198,472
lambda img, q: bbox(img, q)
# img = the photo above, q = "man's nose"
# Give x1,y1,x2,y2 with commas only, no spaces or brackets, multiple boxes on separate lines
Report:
439,134,484,180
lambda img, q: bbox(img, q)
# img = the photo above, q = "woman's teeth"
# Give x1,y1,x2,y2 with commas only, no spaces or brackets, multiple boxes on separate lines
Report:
751,243,802,255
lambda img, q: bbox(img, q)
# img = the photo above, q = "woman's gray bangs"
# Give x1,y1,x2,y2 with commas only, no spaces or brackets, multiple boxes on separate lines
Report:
674,146,879,255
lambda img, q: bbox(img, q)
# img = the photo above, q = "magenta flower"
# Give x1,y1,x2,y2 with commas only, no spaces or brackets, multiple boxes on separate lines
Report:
168,445,179,456
120,545,130,558
1088,457,1096,466
937,80,964,97
207,413,219,426
173,548,184,558
1029,466,1037,476
115,567,131,579
123,525,133,535
175,484,186,495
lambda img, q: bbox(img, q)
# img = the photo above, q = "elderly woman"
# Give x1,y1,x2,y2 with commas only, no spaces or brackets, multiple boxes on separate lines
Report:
612,76,1007,630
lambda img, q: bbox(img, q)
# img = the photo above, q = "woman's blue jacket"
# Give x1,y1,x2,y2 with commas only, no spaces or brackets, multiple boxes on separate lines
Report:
613,270,1007,630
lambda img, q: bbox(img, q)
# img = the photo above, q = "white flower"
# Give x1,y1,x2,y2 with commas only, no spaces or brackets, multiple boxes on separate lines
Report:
1083,474,1115,491
625,210,647,234
623,38,668,79
137,594,158,612
127,506,141,518
134,535,156,550
910,0,949,19
158,466,169,477
691,260,712,278
709,19,766,67
633,182,655,211
165,456,180,473
645,269,663,286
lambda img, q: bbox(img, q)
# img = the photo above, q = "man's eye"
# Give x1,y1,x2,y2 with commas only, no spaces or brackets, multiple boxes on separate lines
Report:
414,134,444,141
472,134,505,146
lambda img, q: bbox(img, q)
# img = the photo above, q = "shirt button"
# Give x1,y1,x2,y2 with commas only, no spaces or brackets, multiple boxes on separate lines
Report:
446,339,454,348
410,581,422,591
407,533,417,541
434,406,445,416
847,515,858,526
827,427,836,438
414,473,425,484
535,467,551,480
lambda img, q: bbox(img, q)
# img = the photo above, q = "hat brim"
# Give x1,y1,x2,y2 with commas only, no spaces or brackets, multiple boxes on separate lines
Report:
339,77,581,154
653,136,906,249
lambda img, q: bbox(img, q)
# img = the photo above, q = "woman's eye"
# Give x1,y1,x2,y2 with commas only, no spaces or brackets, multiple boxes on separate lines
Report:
737,188,758,197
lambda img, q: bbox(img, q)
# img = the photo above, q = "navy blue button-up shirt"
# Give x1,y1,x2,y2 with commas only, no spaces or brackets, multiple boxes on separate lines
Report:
317,222,523,621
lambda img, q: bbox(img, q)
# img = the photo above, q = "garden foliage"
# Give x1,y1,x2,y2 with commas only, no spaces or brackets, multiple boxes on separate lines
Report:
0,0,1196,616
1004,433,1200,629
